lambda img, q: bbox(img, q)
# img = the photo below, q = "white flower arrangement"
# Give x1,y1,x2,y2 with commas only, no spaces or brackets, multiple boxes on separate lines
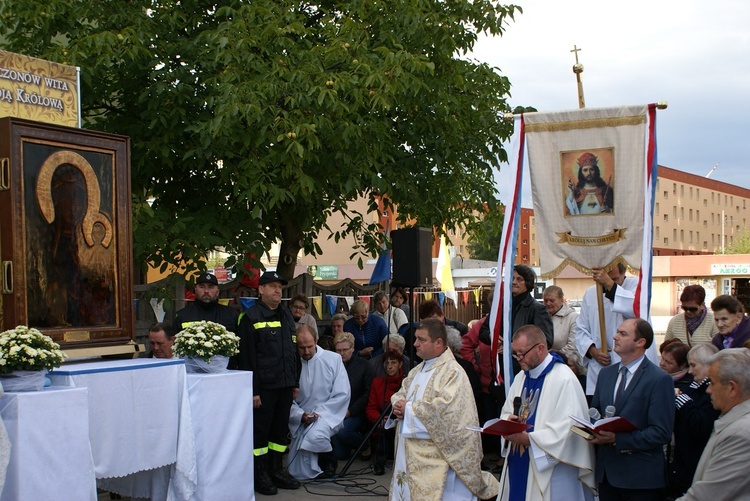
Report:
0,325,68,373
173,321,239,363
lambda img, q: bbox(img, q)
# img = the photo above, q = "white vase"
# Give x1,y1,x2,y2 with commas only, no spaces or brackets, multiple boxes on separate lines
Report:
183,355,229,374
0,369,46,392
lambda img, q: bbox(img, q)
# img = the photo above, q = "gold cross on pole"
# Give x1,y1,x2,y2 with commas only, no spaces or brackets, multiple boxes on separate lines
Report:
570,45,582,64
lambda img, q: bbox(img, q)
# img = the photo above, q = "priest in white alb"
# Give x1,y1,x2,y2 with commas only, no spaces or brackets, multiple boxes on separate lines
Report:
387,318,498,501
288,325,350,479
500,325,595,501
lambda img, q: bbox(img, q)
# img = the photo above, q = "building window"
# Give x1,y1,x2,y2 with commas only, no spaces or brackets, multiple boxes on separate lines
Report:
522,224,527,229
663,191,668,199
664,237,669,245
523,239,528,245
704,199,707,207
689,209,693,222
673,229,677,241
696,210,700,221
680,207,684,220
673,207,677,218
703,241,708,249
531,234,535,241
680,229,684,242
531,249,535,257
523,255,528,260
697,188,700,199
703,220,707,228
664,214,669,222
690,186,693,198
655,227,660,239
689,231,693,243
681,185,685,197
673,183,677,195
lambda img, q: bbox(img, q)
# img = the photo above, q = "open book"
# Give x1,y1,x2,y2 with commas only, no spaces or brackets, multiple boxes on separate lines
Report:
569,414,637,439
467,418,532,436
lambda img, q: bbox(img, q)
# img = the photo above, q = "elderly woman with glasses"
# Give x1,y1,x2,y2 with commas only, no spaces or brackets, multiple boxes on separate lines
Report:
664,285,718,347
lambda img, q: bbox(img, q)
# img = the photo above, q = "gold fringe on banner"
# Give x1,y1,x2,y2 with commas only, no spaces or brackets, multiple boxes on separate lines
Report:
526,115,646,133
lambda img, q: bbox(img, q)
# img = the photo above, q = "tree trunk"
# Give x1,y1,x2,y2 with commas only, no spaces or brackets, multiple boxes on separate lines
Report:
276,220,304,281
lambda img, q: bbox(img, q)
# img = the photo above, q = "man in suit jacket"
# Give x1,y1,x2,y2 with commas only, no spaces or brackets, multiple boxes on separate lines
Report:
590,318,675,500
677,348,750,500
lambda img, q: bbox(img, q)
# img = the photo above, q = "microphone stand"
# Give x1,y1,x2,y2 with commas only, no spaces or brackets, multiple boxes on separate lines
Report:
339,402,393,476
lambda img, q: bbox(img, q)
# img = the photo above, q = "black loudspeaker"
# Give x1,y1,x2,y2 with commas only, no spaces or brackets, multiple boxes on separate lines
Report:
392,227,433,287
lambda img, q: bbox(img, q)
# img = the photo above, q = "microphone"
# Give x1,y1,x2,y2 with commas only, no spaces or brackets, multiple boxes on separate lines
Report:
502,396,524,455
588,407,601,423
605,405,616,418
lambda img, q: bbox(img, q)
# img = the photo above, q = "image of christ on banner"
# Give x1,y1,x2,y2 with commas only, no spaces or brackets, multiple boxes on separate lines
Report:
563,148,615,216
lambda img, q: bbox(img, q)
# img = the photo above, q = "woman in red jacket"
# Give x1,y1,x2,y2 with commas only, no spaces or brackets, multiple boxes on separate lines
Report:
365,351,405,475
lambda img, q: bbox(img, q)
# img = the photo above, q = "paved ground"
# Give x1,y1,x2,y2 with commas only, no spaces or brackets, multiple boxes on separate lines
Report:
257,456,392,500
97,454,502,500
257,453,503,501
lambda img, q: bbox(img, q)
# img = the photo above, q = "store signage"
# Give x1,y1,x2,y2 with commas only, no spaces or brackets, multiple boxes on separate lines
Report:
711,264,750,275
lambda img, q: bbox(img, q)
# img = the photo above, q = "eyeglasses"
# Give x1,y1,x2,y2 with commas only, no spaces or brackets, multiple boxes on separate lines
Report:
291,304,307,311
336,346,353,354
681,305,700,313
512,342,541,360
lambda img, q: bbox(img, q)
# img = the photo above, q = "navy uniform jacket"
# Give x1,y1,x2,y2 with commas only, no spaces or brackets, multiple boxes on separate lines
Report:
592,356,675,489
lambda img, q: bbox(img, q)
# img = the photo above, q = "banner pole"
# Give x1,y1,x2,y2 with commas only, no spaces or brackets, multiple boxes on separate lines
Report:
596,283,609,352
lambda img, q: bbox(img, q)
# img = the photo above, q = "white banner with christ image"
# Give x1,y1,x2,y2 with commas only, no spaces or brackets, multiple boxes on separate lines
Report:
525,104,656,279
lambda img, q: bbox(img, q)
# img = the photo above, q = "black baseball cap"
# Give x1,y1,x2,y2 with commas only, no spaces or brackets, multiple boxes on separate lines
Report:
258,271,288,286
195,272,219,286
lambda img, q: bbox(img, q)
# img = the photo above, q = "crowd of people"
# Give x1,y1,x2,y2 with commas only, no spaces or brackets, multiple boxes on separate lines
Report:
150,268,750,499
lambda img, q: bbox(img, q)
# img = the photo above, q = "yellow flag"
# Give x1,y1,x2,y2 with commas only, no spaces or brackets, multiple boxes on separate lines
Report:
436,232,457,302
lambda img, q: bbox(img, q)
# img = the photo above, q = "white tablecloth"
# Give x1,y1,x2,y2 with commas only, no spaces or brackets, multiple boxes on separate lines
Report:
0,387,97,501
49,358,197,499
187,372,254,501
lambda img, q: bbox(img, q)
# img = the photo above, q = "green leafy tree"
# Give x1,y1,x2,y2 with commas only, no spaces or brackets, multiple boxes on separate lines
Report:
466,202,505,261
725,230,750,254
1,0,520,280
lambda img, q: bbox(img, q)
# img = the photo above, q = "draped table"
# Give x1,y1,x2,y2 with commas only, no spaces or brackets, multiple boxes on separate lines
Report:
0,386,97,500
49,358,196,500
186,371,254,500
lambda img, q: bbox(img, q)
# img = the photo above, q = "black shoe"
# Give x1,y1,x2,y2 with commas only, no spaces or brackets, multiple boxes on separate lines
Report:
255,469,278,495
255,456,278,496
267,450,300,490
271,470,301,490
317,454,337,479
373,463,385,476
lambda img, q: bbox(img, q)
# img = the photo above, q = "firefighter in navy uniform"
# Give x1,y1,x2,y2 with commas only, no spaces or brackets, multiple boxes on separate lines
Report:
236,271,300,495
173,272,238,338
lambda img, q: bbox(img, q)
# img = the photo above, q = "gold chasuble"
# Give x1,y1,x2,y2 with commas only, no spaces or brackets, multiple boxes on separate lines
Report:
390,349,498,500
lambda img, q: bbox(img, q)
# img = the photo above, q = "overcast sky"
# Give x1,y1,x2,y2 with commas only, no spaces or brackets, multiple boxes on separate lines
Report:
471,0,750,206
